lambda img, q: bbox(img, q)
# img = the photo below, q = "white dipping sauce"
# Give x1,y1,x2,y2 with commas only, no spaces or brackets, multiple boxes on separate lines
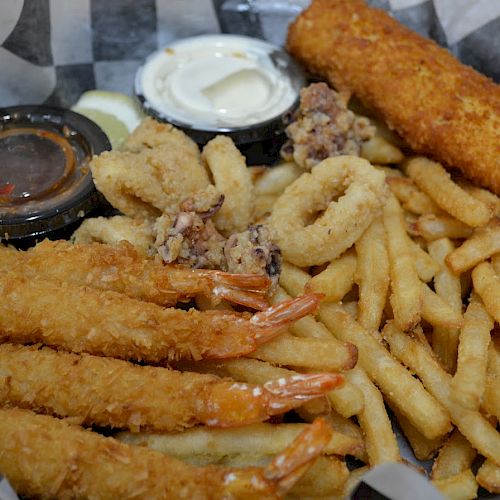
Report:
137,35,299,130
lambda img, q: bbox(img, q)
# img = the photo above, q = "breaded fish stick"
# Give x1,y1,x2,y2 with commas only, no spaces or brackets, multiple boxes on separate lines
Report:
288,0,500,194
0,271,320,362
0,408,331,499
0,344,342,431
0,240,271,310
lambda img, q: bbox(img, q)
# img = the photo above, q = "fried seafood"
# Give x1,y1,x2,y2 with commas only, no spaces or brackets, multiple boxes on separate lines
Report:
0,240,271,310
90,141,210,220
155,192,281,287
281,83,375,170
0,271,321,362
269,156,388,266
202,135,254,234
287,0,500,194
122,117,203,155
0,344,343,431
72,215,155,256
0,408,331,500
154,189,227,269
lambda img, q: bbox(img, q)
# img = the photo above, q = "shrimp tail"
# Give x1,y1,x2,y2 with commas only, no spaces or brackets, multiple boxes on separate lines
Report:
221,417,332,498
193,269,272,310
265,417,332,494
263,373,344,414
252,293,324,342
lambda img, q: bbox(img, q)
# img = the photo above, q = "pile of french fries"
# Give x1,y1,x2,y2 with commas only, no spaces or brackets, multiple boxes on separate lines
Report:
125,128,500,499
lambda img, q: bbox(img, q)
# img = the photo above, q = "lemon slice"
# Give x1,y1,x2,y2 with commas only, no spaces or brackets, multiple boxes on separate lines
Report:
73,107,129,150
72,91,144,149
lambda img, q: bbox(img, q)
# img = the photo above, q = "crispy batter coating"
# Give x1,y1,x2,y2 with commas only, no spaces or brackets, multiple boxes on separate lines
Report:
71,215,155,255
123,117,203,155
0,409,330,499
0,271,321,362
0,344,341,431
287,0,500,194
0,240,271,309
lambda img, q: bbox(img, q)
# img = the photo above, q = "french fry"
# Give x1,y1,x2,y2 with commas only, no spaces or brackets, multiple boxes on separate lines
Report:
476,459,500,494
432,469,478,500
431,430,477,480
390,405,444,461
280,262,310,297
355,218,390,331
406,157,492,227
117,423,360,462
120,431,349,497
383,321,500,465
250,334,357,371
407,236,440,282
252,162,302,196
383,195,422,330
446,218,500,274
421,283,464,330
451,294,493,410
428,238,462,373
493,253,500,275
386,176,442,215
414,214,473,241
287,456,349,498
319,304,451,440
271,288,364,418
345,368,400,465
360,135,404,165
305,250,357,302
483,341,500,420
459,182,500,217
471,262,500,323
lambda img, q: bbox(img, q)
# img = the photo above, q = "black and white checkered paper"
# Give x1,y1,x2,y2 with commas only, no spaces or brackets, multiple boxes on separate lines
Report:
0,0,499,108
0,1,499,499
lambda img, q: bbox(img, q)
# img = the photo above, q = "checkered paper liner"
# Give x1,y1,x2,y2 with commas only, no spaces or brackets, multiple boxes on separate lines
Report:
0,1,499,499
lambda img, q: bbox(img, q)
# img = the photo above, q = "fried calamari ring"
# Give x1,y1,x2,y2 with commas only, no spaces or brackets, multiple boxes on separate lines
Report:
202,135,253,235
269,156,388,266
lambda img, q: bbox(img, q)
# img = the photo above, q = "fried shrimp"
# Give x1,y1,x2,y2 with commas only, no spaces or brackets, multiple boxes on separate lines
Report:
0,344,343,431
0,240,271,310
269,156,388,266
202,135,254,235
71,215,155,256
0,408,331,500
0,271,322,362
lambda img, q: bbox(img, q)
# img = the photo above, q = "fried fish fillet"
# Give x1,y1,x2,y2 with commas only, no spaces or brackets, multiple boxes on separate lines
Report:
287,0,500,194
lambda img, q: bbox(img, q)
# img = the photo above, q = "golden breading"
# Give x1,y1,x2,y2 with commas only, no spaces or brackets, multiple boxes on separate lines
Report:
0,344,341,432
90,144,211,220
287,0,500,194
0,408,331,499
0,271,321,363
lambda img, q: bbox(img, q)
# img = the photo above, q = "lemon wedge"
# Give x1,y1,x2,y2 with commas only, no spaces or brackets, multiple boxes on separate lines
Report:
72,90,144,149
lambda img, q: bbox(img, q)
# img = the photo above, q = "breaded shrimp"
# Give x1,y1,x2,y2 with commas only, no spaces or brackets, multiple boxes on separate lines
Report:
0,344,343,431
0,271,322,362
0,408,331,499
287,0,500,194
71,215,155,256
1,240,271,310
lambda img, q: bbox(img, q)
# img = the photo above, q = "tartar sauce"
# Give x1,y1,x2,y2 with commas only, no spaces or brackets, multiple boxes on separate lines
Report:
136,35,301,130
